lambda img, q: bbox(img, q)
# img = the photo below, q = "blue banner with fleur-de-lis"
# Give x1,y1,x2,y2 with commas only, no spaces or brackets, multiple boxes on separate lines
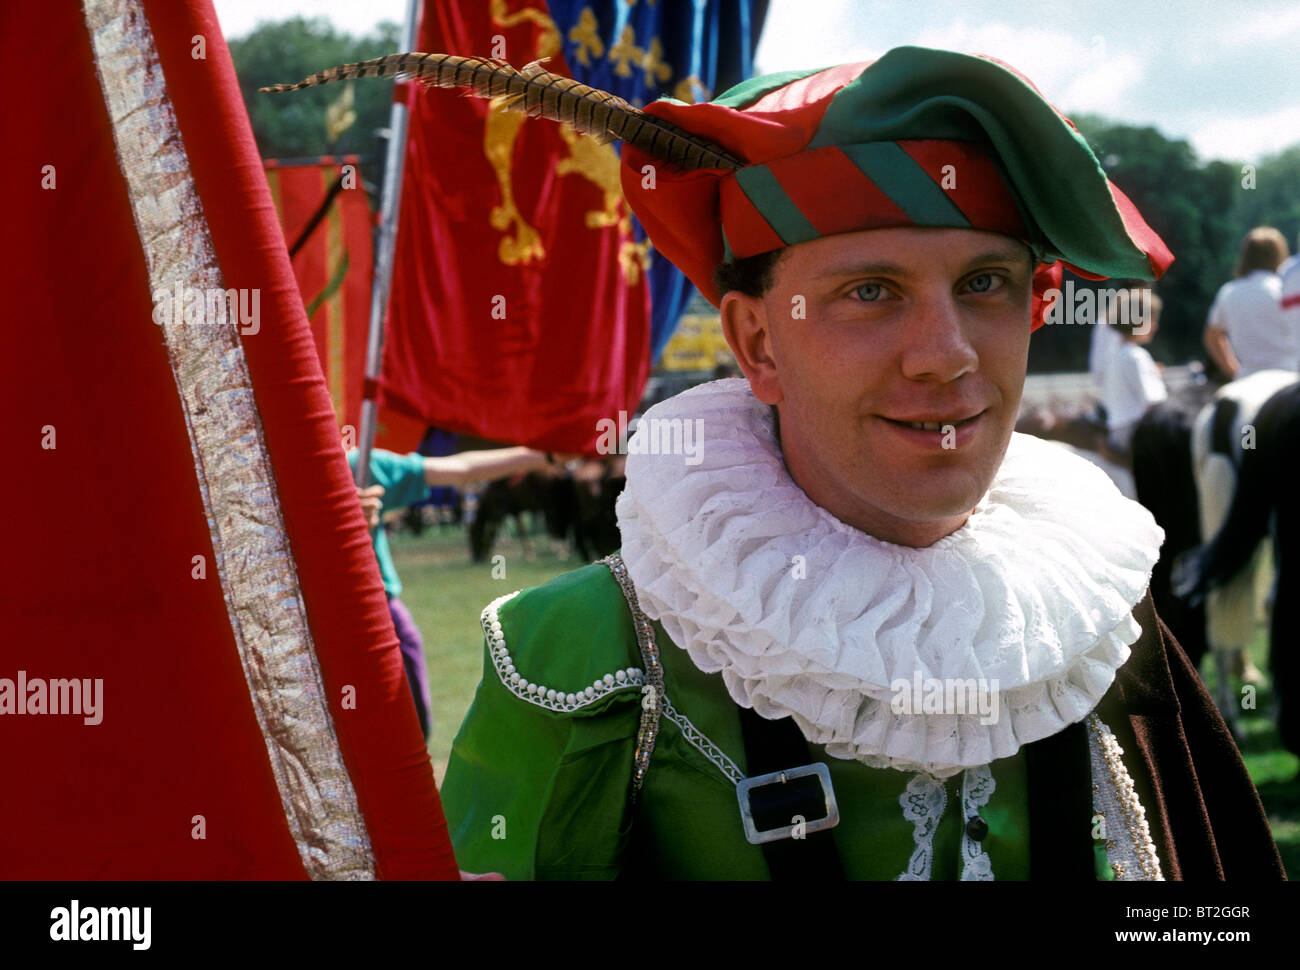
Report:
546,0,768,362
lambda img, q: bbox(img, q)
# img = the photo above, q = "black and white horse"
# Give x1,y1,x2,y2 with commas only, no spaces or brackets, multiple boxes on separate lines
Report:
1130,384,1216,671
1188,371,1296,726
1176,378,1300,754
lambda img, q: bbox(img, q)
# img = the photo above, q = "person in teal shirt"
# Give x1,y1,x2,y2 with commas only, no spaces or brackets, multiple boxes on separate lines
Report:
348,445,557,740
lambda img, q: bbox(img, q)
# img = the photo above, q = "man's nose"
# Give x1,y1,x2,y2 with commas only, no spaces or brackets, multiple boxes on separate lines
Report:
898,291,979,383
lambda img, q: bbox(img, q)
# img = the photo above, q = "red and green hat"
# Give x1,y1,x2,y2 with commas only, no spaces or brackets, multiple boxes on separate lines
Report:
264,45,1173,331
618,46,1174,327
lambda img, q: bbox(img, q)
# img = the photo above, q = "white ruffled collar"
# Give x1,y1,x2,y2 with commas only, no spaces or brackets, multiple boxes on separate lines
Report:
616,379,1164,778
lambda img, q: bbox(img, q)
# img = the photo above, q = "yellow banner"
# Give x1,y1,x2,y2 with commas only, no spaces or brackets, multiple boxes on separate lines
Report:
659,313,737,372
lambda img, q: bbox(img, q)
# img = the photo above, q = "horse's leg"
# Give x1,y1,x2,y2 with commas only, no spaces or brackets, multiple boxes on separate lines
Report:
1213,647,1243,739
515,512,534,559
1270,507,1300,760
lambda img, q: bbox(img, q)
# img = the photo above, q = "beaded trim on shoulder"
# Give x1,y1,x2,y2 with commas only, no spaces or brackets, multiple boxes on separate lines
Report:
598,555,666,799
481,591,646,712
1087,713,1164,881
599,555,745,790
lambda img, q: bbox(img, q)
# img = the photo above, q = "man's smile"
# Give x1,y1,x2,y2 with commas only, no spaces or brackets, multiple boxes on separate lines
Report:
879,409,987,431
876,409,989,448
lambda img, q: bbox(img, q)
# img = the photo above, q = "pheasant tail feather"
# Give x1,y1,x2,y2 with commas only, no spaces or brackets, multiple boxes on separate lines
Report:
261,52,743,171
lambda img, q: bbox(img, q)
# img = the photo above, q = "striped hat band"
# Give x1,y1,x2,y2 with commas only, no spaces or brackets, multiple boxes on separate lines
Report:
719,138,1032,261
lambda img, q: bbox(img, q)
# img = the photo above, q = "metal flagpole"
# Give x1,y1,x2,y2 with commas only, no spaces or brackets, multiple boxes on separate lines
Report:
354,0,421,489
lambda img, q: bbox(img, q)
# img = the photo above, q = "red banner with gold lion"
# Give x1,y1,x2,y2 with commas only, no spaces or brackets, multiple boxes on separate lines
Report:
381,0,652,454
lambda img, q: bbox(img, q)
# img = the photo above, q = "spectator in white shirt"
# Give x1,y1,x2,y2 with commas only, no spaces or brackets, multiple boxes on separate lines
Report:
1103,288,1168,460
1204,227,1294,379
1277,230,1300,281
1088,307,1122,395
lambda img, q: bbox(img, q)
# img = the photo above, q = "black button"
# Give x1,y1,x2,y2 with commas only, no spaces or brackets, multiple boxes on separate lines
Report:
965,815,989,841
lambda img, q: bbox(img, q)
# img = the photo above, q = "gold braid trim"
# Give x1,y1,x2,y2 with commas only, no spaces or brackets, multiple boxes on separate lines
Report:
1087,713,1164,881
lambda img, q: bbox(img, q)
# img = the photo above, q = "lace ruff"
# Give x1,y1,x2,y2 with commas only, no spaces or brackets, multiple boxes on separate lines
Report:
616,379,1164,778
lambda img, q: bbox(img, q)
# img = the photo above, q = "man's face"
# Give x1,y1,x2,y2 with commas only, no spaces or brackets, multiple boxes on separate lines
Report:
720,227,1034,547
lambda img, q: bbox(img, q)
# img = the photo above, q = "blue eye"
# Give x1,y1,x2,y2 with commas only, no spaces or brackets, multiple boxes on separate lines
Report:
966,273,1003,293
853,283,884,301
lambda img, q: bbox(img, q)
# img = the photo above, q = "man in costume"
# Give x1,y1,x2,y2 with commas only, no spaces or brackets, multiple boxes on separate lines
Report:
267,45,1285,880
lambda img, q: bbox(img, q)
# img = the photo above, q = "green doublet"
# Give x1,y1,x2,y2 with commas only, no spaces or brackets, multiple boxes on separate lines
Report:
443,561,1095,880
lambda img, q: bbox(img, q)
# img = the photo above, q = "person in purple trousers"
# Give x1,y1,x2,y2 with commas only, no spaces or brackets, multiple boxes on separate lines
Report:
350,445,560,740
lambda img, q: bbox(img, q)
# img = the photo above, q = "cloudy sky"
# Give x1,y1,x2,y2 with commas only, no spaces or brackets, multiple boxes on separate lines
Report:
215,0,1299,163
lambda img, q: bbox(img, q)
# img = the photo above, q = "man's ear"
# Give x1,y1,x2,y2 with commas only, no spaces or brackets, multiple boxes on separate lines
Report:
720,291,783,405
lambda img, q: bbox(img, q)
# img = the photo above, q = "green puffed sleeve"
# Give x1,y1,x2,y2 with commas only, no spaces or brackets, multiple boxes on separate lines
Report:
441,564,647,880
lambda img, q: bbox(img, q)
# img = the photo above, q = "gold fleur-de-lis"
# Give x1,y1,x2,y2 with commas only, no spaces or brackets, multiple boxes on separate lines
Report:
672,74,710,104
567,7,604,68
609,24,644,78
619,238,652,286
640,36,671,88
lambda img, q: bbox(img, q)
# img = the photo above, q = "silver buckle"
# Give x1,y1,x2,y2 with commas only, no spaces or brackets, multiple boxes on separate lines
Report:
736,762,840,845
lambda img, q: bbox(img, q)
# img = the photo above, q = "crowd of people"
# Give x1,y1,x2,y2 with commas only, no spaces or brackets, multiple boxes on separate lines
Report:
1083,228,1299,727
1089,228,1299,464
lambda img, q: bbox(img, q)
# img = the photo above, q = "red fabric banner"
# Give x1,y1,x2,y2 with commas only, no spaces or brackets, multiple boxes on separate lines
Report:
265,158,425,452
381,0,651,453
3,0,457,879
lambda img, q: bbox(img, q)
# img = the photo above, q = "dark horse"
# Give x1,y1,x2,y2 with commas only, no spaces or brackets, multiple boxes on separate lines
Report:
468,462,626,563
1016,391,1214,668
1129,383,1216,671
1174,382,1300,756
468,472,562,563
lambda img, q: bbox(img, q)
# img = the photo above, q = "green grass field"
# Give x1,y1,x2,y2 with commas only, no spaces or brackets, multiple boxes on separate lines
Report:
389,522,579,782
1200,634,1300,877
391,522,1300,878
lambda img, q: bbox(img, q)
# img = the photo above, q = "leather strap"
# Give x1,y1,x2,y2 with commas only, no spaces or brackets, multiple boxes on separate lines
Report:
1025,719,1096,880
738,705,845,881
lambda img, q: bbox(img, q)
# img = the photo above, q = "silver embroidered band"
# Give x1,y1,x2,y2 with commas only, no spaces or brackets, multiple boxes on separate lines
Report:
83,0,374,879
600,554,665,801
